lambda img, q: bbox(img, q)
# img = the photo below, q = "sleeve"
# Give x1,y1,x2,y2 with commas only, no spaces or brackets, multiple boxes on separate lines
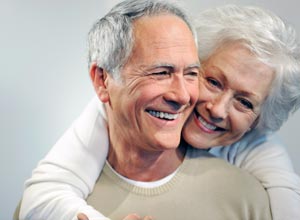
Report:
19,97,111,220
210,131,300,220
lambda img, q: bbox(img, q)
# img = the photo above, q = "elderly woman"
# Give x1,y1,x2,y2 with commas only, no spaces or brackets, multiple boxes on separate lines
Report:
19,4,300,220
184,5,300,220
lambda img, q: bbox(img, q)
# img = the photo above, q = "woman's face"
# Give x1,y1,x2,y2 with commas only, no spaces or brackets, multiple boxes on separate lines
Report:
183,43,275,149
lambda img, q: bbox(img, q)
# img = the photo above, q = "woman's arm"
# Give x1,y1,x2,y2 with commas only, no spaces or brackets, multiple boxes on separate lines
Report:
19,97,110,220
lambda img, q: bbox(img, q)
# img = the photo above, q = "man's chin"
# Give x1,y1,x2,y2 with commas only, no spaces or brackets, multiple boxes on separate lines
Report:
155,137,181,150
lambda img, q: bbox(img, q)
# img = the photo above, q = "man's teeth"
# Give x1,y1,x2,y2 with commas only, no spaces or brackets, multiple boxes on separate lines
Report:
198,115,217,130
148,110,178,120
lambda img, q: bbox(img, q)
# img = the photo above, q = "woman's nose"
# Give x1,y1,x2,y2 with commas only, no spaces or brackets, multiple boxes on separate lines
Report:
206,93,231,122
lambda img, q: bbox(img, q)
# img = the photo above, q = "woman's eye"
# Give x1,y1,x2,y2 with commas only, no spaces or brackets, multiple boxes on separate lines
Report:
207,77,221,88
239,98,253,110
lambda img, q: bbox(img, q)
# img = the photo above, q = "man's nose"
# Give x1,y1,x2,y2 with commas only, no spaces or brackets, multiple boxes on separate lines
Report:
164,76,191,111
206,92,231,122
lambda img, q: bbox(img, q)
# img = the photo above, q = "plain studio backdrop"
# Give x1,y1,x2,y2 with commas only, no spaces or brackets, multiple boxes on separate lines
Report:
1,0,299,219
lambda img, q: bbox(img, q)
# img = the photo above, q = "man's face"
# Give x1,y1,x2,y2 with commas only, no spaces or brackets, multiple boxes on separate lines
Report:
105,15,200,152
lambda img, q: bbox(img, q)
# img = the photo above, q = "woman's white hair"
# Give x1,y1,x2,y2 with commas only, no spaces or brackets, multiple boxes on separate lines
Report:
195,5,300,133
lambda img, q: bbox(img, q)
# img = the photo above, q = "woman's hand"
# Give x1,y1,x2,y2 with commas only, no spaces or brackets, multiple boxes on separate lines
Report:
77,213,89,220
123,214,153,220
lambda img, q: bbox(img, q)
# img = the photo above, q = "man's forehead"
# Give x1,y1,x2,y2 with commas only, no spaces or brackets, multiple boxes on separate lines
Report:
133,14,193,39
132,15,197,52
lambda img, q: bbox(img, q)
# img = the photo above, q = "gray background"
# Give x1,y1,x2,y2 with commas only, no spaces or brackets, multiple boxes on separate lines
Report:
1,0,299,219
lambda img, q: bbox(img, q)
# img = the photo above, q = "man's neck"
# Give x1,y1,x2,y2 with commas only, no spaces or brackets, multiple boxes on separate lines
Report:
107,144,186,181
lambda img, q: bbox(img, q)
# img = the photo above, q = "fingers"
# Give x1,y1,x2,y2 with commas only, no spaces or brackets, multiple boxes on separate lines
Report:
143,216,153,220
77,213,89,220
123,214,141,220
123,214,153,220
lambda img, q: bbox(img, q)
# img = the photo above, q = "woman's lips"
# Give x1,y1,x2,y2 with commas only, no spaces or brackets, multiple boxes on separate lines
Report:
194,111,226,133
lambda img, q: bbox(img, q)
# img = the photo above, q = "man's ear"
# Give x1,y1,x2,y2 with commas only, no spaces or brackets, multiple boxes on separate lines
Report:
89,63,110,103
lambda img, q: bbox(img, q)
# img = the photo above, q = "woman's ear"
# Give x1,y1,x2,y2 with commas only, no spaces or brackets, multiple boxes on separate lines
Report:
250,116,260,131
89,63,110,103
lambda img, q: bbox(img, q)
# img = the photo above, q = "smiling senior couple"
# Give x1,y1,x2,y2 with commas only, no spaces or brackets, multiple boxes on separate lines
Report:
18,0,300,220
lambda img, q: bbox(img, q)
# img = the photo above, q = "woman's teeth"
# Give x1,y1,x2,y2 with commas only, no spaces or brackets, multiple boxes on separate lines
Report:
198,115,217,130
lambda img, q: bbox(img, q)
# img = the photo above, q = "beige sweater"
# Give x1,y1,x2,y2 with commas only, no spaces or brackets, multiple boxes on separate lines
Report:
87,147,271,220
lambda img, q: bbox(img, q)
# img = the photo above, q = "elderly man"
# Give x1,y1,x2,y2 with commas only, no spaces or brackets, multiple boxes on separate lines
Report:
18,1,271,220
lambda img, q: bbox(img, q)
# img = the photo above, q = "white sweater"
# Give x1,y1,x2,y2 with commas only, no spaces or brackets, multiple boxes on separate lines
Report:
19,97,300,220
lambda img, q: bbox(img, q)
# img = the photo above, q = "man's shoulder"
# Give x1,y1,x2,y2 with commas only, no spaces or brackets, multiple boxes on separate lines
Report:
184,147,271,218
185,146,267,191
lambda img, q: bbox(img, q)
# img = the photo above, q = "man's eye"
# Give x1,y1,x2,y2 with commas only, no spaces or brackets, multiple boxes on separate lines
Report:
152,71,169,76
239,98,253,110
185,71,199,77
207,77,221,88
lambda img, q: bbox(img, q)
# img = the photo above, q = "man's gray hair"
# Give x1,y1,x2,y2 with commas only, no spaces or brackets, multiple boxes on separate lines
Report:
88,0,196,81
195,5,300,133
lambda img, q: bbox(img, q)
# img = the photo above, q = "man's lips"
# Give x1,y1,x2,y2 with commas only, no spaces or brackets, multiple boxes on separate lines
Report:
146,110,179,120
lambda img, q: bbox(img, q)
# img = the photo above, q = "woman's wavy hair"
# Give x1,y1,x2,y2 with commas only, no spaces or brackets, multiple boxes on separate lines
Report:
195,5,300,133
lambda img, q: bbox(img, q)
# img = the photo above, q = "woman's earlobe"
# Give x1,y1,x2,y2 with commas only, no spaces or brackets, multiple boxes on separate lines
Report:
250,116,260,130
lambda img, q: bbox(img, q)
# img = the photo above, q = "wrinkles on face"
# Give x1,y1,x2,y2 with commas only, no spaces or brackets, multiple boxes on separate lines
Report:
106,14,199,158
182,42,274,149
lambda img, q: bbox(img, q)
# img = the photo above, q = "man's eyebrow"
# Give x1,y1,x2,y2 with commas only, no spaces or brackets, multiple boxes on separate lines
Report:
151,62,201,69
151,63,175,69
144,63,200,73
185,62,201,69
143,63,175,72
